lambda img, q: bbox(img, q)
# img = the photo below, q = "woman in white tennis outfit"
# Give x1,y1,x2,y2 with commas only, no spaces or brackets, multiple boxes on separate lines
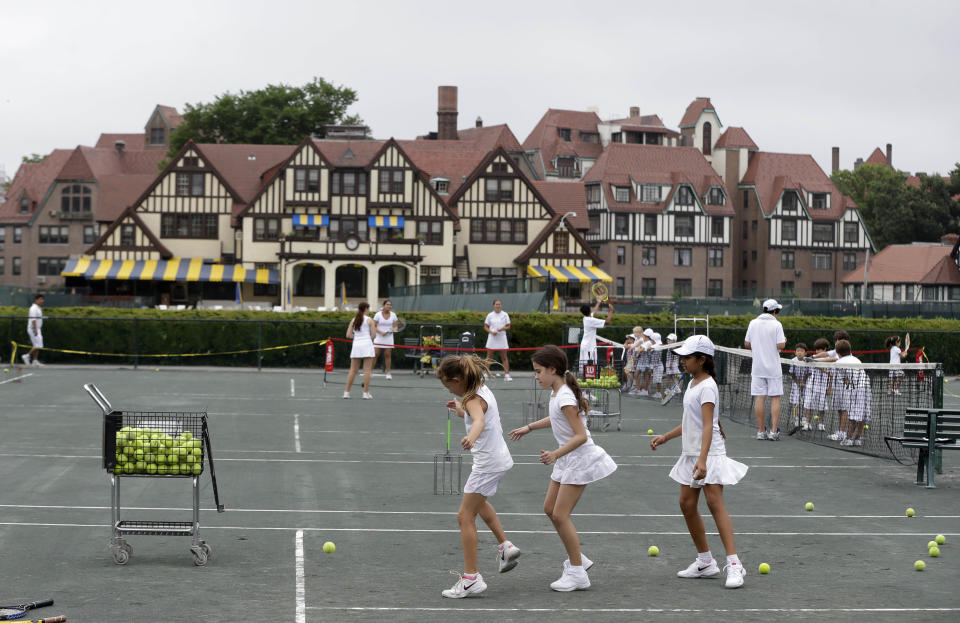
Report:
344,302,376,399
578,296,614,373
510,345,617,592
651,335,748,589
484,299,512,381
373,299,399,380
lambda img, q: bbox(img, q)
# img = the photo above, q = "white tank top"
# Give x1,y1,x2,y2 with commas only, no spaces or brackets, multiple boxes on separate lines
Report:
463,384,514,473
374,310,396,333
353,317,373,341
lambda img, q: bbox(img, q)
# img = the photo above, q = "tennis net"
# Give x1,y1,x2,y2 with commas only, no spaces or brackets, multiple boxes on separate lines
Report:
713,345,942,461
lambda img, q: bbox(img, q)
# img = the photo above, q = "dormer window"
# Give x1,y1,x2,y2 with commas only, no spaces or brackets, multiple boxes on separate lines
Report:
558,128,572,141
586,185,601,205
640,184,661,203
579,131,600,144
431,178,449,194
811,192,828,210
557,157,577,178
781,192,797,211
614,186,630,203
676,187,694,206
702,122,712,155
20,197,29,214
708,187,724,205
150,128,165,145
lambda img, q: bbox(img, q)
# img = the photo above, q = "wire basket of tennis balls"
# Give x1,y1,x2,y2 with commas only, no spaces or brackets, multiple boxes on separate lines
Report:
105,412,206,477
580,368,620,389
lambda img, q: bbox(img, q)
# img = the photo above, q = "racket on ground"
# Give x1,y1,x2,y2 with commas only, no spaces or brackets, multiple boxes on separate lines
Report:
0,599,54,621
787,403,800,436
591,281,609,302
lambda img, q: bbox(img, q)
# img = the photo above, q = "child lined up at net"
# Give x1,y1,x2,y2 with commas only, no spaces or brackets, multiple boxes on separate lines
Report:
648,332,665,400
621,334,637,391
788,343,812,430
886,335,908,395
436,355,519,599
803,338,831,431
813,330,853,442
664,333,681,390
835,339,872,447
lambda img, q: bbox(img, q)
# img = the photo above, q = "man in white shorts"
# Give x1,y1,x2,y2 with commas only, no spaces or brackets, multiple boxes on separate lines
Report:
744,299,786,440
24,294,45,367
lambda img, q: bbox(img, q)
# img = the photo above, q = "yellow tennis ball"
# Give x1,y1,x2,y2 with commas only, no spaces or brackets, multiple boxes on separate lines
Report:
323,541,335,554
813,415,819,420
929,546,940,557
758,562,770,574
935,534,946,545
927,540,938,549
2,368,8,373
805,502,814,511
906,507,916,517
647,545,659,556
647,429,654,435
864,425,869,430
915,560,926,571
155,368,160,372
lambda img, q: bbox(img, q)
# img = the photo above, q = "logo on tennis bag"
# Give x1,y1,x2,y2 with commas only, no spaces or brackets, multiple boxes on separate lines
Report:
325,340,334,372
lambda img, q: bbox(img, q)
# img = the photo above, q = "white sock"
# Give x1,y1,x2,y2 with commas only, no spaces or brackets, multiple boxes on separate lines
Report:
569,564,585,573
462,572,477,579
698,551,713,563
498,540,511,550
726,554,741,566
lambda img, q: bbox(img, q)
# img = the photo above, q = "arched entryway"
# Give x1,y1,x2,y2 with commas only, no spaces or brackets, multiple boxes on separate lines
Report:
336,264,367,299
378,265,409,299
293,263,324,297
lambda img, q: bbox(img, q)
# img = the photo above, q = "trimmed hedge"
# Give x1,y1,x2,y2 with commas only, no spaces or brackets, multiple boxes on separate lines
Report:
2,307,957,372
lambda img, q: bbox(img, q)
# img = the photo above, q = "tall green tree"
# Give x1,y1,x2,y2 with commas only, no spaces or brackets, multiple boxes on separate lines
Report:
21,153,45,163
167,77,365,159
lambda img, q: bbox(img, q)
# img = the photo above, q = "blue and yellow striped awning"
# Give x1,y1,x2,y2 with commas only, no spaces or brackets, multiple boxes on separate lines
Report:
292,214,329,227
526,265,613,283
367,215,405,228
61,258,279,284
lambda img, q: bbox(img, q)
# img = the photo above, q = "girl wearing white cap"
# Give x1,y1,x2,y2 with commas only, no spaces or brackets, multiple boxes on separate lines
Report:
650,334,748,589
650,332,665,400
664,333,681,390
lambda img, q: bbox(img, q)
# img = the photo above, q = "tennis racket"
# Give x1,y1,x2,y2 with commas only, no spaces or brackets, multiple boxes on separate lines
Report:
5,618,66,623
787,403,801,436
393,317,406,334
661,374,687,405
591,281,609,302
904,332,911,354
0,599,55,621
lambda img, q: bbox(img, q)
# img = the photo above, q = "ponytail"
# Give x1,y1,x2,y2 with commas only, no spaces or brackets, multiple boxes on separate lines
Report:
564,370,591,415
353,302,371,331
532,345,590,415
437,354,491,406
885,335,900,349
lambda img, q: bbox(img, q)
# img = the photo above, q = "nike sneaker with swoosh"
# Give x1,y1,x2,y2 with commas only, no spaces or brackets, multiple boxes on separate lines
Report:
677,558,720,578
442,571,487,598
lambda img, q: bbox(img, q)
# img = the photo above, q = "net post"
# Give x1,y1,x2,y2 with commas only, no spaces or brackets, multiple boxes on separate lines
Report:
257,320,263,371
133,317,139,370
934,363,943,409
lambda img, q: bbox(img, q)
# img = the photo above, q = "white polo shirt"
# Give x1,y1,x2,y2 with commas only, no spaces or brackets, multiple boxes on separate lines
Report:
744,313,786,378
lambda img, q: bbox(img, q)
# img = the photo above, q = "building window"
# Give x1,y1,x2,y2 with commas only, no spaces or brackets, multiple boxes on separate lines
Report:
417,220,443,245
120,224,135,247
615,214,629,235
329,217,368,241
13,257,22,275
13,227,22,243
843,252,857,271
20,198,29,214
812,222,834,243
484,178,514,202
781,192,797,211
558,128,571,141
331,170,367,196
708,248,723,267
708,187,724,205
893,285,902,301
611,132,622,143
616,246,626,265
614,186,630,203
639,278,656,296
905,285,915,300
674,278,692,296
580,131,600,143
161,213,219,239
674,214,694,237
38,257,68,276
742,220,748,240
291,224,321,241
469,218,526,243
640,185,661,203
0,257,4,275
752,220,758,231
674,248,692,267
150,127,165,145
553,231,568,255
420,265,442,285
83,225,98,244
61,184,92,213
780,280,795,294
781,218,797,242
676,186,695,206
811,193,828,210
176,172,204,196
781,251,795,269
813,252,832,270
644,214,657,236
751,250,757,261
616,277,625,296
556,157,576,178
294,168,321,193
434,179,449,194
0,227,4,244
708,279,723,297
586,185,601,205
588,215,600,236
39,225,69,244
742,190,749,210
641,247,656,266
702,122,712,155
711,216,724,238
844,222,859,244
811,282,831,299
742,251,748,268
378,169,404,194
252,217,281,241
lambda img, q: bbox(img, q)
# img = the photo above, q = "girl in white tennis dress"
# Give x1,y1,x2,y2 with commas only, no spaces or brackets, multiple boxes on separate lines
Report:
372,300,398,380
510,345,617,592
344,302,376,399
483,299,512,381
436,355,520,599
650,335,748,589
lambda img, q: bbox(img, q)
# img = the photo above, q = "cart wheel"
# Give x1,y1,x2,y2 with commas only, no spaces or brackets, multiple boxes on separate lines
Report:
191,545,208,566
617,422,622,431
112,546,130,565
200,541,212,559
120,541,133,555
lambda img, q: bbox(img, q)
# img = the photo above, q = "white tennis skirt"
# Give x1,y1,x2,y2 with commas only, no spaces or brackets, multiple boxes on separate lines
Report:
350,337,375,359
374,333,394,349
486,332,508,350
669,454,748,488
550,443,618,485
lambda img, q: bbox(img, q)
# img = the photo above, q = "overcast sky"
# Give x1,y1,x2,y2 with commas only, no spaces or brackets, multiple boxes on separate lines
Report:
3,0,958,182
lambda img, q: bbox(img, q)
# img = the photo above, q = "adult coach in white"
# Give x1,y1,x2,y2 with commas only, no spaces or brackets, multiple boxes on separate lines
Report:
578,295,614,372
373,299,399,380
24,294,45,367
484,299,512,381
744,299,786,440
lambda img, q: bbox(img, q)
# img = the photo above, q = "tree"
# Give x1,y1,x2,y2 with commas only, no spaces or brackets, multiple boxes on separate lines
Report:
21,153,45,163
167,77,365,158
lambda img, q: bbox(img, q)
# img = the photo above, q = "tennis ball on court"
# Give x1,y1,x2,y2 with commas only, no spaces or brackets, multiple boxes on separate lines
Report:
3,368,7,373
323,541,336,554
935,534,946,545
906,507,916,517
928,540,938,549
929,546,940,557
647,545,659,556
915,560,926,571
647,429,654,435
155,368,159,372
805,502,815,511
758,562,770,574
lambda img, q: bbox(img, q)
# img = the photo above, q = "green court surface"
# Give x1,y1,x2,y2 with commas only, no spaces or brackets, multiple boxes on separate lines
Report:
1,366,959,622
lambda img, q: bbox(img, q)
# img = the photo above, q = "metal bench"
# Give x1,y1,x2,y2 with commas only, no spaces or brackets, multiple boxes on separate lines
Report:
885,408,960,488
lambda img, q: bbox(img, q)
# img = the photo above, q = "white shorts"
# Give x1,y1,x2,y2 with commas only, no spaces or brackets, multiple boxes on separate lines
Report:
751,376,783,396
463,470,507,497
29,332,43,349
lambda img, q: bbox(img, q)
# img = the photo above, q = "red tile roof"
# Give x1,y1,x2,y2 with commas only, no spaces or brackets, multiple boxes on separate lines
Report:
714,127,758,151
740,151,854,219
0,150,73,223
522,109,603,174
530,181,588,229
398,139,488,202
679,97,715,128
156,105,184,129
95,133,147,151
312,139,385,168
864,147,888,166
841,243,960,285
196,143,298,204
606,113,680,137
582,144,733,215
455,124,523,152
96,174,165,223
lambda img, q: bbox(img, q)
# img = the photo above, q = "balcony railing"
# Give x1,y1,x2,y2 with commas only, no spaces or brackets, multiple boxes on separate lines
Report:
58,210,93,221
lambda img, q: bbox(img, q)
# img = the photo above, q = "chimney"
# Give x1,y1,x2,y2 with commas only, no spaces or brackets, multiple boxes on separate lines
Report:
831,147,839,173
437,86,458,140
629,106,640,118
854,157,864,170
886,143,893,168
114,140,126,156
475,116,483,128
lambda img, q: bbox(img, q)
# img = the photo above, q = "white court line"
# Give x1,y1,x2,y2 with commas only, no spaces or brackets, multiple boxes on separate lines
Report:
290,378,295,397
295,529,305,623
308,606,960,614
293,414,301,453
0,373,34,385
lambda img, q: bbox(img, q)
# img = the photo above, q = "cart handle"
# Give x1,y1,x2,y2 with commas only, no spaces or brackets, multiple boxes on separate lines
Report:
83,383,113,415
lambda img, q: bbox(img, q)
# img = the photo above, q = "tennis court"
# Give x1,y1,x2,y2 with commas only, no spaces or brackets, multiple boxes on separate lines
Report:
1,365,959,622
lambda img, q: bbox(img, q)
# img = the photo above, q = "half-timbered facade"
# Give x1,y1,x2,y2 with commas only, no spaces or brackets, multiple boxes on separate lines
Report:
841,237,960,302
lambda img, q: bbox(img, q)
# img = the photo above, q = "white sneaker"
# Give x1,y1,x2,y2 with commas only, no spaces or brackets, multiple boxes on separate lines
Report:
817,422,826,431
638,389,649,396
652,392,662,400
724,562,746,588
497,542,521,573
801,420,811,431
504,374,513,382
21,354,30,365
342,391,350,399
767,429,781,441
550,566,590,591
840,438,854,446
563,553,594,571
756,430,767,440
828,431,844,441
677,558,720,578
362,392,373,400
385,373,392,380
441,572,487,598
894,389,901,395
853,438,863,446
31,360,43,367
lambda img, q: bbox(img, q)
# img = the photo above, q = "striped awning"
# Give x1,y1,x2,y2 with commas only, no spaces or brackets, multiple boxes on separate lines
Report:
292,214,329,227
526,265,613,283
367,215,405,228
61,258,279,284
